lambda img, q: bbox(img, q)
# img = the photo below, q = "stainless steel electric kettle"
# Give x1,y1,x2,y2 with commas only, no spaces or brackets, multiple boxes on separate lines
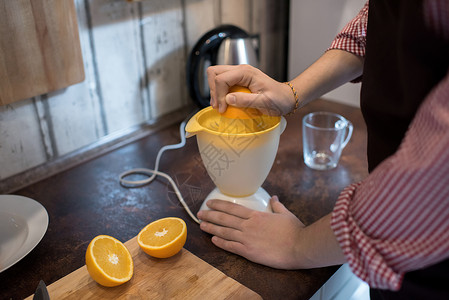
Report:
186,25,259,107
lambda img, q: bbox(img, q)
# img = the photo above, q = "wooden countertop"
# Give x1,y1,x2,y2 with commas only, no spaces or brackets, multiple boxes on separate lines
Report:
0,99,368,300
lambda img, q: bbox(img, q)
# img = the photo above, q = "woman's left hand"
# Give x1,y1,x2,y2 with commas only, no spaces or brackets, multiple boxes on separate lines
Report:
197,196,307,269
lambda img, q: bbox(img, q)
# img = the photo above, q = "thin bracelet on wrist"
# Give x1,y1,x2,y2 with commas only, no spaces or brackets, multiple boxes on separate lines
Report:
284,81,299,116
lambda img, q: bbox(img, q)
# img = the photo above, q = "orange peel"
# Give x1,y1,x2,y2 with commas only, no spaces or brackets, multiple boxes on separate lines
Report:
85,235,133,287
221,86,262,119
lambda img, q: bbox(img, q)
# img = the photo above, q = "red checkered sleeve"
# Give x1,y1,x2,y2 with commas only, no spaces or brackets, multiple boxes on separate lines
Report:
331,66,449,290
330,0,449,290
328,1,369,57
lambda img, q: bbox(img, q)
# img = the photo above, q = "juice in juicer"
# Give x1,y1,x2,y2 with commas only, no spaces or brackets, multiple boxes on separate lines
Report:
185,101,287,212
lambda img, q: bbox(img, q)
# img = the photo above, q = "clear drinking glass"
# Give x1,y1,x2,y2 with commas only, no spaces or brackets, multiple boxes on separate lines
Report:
302,111,353,170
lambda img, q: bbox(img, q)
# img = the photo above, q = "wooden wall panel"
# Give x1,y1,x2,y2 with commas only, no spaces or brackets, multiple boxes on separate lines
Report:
87,0,147,134
44,0,104,156
141,0,187,119
0,99,47,179
45,85,101,156
0,0,85,106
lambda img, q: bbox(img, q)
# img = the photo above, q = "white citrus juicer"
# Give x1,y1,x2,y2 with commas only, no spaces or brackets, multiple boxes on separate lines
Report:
185,99,287,212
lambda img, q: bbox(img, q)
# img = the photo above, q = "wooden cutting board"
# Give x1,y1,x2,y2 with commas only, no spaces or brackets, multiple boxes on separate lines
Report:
25,236,261,299
0,0,84,106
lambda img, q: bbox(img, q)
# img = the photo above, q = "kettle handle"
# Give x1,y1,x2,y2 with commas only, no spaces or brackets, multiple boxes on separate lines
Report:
186,25,249,108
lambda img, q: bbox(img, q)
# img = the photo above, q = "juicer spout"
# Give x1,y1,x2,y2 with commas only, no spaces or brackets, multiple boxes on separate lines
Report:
185,131,197,138
185,117,202,138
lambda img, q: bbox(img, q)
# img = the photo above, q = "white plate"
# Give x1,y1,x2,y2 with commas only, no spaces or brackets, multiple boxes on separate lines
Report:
0,195,48,273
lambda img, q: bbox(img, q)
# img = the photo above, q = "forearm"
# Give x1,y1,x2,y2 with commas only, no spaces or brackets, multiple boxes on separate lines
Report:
290,49,364,108
294,213,346,268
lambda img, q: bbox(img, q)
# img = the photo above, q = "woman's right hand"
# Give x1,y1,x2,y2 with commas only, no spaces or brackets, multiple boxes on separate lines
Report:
207,64,296,116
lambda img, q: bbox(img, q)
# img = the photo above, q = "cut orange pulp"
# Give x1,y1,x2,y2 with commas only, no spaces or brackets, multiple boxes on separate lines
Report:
85,235,133,287
137,217,187,258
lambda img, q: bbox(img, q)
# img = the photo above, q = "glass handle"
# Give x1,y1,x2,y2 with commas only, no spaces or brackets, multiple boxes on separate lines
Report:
341,121,353,149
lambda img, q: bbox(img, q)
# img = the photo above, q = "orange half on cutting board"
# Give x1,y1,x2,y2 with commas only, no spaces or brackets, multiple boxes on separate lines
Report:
85,235,134,287
137,217,187,258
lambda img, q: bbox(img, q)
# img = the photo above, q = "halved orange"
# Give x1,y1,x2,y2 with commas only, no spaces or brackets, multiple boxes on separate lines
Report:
137,217,187,258
85,235,133,287
222,86,262,119
228,86,251,94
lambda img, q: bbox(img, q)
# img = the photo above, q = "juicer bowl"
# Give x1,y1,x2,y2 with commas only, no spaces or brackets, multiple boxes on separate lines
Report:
186,107,286,197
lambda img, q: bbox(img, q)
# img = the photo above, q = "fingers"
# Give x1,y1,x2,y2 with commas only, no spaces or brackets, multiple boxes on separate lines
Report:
197,201,249,246
207,65,256,113
206,199,253,219
270,196,290,214
207,65,234,109
226,91,261,108
207,65,241,112
210,235,247,256
198,208,244,230
207,65,289,116
197,203,250,258
199,220,243,243
197,200,253,241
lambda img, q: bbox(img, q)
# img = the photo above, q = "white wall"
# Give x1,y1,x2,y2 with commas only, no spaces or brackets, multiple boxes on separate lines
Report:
288,0,366,107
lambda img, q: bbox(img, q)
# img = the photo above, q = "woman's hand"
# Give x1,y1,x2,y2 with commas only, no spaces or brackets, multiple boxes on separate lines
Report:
207,50,364,116
197,196,308,269
207,65,296,116
197,196,346,269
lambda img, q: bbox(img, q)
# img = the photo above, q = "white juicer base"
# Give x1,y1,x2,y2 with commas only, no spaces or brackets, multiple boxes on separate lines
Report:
199,187,273,213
